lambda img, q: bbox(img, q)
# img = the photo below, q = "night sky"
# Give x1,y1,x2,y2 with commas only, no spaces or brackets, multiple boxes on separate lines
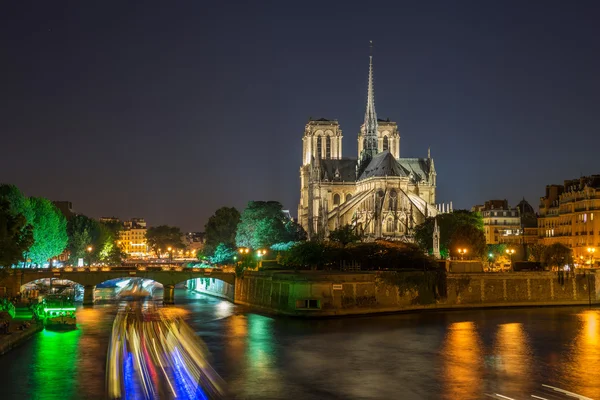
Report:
2,1,600,231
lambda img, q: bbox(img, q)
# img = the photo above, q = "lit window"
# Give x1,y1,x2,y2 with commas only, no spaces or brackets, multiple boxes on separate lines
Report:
326,136,331,159
383,136,389,151
333,193,340,205
316,135,322,158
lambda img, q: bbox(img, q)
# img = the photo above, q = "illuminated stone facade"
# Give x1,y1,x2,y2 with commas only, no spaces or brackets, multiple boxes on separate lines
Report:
118,218,149,258
298,54,441,241
539,175,600,266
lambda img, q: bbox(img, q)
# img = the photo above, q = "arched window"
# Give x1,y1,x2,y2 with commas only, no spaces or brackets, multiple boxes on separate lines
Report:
326,136,331,159
386,218,394,233
316,135,322,158
383,136,389,151
333,193,340,205
389,190,397,209
346,193,352,202
362,138,367,151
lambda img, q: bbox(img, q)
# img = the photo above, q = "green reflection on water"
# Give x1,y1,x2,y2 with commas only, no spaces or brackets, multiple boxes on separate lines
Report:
33,329,82,399
248,314,274,368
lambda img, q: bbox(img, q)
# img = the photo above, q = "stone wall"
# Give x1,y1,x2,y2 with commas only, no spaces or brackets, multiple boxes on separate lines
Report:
190,277,234,302
234,270,600,317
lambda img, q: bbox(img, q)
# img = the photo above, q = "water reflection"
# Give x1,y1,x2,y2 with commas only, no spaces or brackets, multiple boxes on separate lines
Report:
33,329,82,400
440,321,483,399
565,310,600,397
493,323,532,394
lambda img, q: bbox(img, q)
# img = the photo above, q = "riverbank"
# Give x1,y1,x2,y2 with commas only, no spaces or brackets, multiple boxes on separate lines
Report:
0,319,44,355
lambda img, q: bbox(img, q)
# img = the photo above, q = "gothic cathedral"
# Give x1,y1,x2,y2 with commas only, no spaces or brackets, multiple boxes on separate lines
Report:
298,51,444,241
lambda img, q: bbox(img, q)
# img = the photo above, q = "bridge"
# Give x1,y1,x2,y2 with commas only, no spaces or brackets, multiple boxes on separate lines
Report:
0,266,236,305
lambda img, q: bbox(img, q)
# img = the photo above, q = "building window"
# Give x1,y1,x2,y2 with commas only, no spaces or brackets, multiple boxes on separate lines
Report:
326,136,331,159
333,193,340,205
363,138,367,150
386,218,394,233
383,136,389,151
316,135,322,158
346,193,352,202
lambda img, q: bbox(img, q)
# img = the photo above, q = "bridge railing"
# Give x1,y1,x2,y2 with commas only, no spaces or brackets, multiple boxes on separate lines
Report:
20,266,223,274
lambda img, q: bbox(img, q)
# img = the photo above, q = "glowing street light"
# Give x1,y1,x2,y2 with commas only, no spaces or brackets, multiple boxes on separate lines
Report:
457,248,467,260
86,245,93,266
505,248,515,268
588,247,596,268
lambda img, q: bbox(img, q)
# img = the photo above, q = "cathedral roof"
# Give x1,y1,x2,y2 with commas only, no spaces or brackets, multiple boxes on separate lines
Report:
319,158,357,182
359,151,406,179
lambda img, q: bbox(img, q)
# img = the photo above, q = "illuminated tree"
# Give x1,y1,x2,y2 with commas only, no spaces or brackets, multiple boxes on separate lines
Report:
528,243,547,263
236,201,290,249
0,184,34,223
28,197,68,265
0,200,33,269
204,207,240,256
209,243,236,265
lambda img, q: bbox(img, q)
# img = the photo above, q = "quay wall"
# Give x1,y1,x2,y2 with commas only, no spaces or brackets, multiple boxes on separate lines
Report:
0,322,43,355
233,270,600,317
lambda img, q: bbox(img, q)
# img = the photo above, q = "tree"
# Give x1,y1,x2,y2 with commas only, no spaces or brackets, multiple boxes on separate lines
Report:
329,224,361,246
542,243,573,268
448,224,486,259
0,200,34,268
414,210,484,257
236,201,289,249
67,214,101,264
0,184,34,223
284,220,307,242
204,207,240,256
209,243,236,265
146,225,185,257
28,197,68,265
528,243,547,263
97,220,125,265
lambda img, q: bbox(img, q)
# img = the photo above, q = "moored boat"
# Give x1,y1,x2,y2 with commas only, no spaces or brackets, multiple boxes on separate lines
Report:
41,294,77,331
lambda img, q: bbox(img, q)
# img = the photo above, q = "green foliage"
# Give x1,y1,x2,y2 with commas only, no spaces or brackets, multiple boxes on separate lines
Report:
0,200,34,268
487,244,507,259
542,243,573,268
67,214,101,264
204,207,240,256
284,220,307,242
28,197,68,265
146,225,185,257
377,270,446,305
270,241,297,252
414,210,484,255
97,221,125,265
528,243,547,262
209,243,236,265
448,224,486,258
329,224,361,246
236,201,290,249
278,240,436,271
0,184,34,223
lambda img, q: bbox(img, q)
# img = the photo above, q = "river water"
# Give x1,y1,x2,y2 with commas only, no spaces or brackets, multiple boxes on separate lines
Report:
1,290,600,399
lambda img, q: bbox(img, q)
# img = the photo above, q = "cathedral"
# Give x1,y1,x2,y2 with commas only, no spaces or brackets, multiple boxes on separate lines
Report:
298,51,445,241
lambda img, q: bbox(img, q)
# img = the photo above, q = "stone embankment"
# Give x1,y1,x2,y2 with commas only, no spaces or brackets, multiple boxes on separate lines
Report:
0,319,43,355
194,269,600,317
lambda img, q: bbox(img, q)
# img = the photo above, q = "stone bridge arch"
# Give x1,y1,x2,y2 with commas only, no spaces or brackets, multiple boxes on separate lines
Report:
0,268,236,305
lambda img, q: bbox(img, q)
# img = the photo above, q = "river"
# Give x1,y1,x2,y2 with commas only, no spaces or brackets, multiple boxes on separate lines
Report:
1,290,600,399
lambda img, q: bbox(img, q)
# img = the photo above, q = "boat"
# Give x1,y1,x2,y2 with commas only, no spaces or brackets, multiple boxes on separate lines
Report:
41,294,77,331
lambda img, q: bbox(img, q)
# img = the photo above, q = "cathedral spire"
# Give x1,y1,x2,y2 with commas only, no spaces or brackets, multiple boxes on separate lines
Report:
361,41,378,161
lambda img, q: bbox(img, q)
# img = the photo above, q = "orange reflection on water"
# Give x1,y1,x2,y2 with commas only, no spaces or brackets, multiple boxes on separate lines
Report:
564,310,600,397
494,323,532,394
440,321,482,400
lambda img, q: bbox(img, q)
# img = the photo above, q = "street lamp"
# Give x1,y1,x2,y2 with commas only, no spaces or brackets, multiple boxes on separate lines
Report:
86,245,93,266
587,247,596,268
506,248,515,269
167,246,173,261
457,248,467,260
